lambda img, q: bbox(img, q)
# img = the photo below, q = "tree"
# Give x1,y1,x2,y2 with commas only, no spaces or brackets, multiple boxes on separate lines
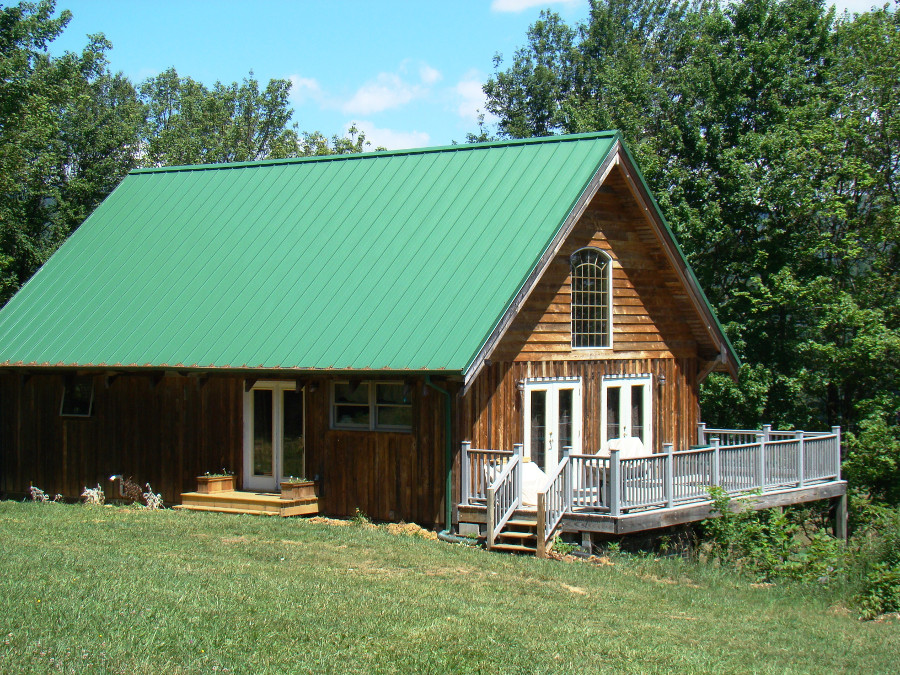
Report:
483,0,900,502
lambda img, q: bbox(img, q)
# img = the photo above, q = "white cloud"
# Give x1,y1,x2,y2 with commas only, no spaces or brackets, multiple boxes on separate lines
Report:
341,61,442,115
289,75,326,104
348,121,430,151
491,0,583,12
342,73,424,115
454,70,498,125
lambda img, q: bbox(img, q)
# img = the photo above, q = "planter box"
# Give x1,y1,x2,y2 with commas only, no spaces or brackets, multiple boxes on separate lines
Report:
196,475,235,494
280,480,318,500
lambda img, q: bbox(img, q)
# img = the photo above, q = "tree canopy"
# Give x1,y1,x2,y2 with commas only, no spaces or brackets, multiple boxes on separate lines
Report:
484,0,900,503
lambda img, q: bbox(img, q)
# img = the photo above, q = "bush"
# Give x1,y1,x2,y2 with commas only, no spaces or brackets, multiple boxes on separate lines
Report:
848,506,900,619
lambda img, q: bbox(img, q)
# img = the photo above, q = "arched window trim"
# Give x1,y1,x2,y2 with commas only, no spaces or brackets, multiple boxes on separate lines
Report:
570,246,613,349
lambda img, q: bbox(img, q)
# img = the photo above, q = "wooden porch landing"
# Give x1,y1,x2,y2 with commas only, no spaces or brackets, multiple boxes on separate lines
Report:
176,490,319,517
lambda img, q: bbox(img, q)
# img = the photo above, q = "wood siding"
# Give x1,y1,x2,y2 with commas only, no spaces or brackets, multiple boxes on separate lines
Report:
0,373,447,526
493,167,711,363
459,358,699,457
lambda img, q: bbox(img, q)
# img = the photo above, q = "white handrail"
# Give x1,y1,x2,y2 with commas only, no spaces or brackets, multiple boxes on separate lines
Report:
536,450,572,557
486,447,522,548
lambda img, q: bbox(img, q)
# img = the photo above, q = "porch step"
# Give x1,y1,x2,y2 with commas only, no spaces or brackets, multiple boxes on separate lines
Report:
491,515,539,555
491,542,538,554
177,490,319,517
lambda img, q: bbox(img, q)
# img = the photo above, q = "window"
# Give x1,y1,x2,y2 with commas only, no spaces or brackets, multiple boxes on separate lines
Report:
60,376,94,417
331,381,412,431
571,247,612,348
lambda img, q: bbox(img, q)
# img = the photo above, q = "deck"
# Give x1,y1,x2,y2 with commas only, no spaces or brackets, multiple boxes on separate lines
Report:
458,425,847,555
176,490,319,517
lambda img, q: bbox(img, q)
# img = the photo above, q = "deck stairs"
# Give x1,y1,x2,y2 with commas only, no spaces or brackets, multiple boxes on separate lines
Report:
491,513,539,555
175,490,319,517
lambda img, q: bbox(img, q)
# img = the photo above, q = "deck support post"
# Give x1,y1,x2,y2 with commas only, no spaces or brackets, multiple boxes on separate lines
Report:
609,448,621,517
796,430,805,487
711,437,721,488
697,422,706,445
581,531,593,555
664,443,674,509
756,433,765,490
835,492,848,541
832,426,842,481
460,442,471,506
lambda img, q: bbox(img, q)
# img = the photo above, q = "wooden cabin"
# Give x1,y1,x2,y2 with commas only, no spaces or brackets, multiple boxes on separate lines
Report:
0,132,846,552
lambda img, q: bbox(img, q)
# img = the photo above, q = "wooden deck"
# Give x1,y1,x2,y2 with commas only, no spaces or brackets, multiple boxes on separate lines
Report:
176,490,319,517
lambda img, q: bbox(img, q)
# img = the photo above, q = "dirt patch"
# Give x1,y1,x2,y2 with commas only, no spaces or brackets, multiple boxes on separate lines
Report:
307,516,352,527
384,522,438,540
220,536,249,545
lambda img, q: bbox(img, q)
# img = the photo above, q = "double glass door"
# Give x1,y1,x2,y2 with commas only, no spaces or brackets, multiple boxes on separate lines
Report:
243,381,305,492
600,375,652,451
523,378,582,474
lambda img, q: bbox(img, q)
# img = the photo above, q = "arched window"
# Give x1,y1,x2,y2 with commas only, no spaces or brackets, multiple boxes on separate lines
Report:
570,247,612,348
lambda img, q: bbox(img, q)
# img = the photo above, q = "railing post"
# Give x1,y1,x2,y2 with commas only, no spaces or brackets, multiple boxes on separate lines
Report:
832,426,842,481
536,492,547,558
460,441,471,506
796,430,805,487
762,424,772,443
513,443,523,506
563,446,573,509
664,443,674,509
756,432,766,490
712,437,720,488
609,448,621,517
697,422,707,446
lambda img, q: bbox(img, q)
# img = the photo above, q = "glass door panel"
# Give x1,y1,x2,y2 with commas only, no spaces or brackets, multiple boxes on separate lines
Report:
252,389,273,477
281,389,305,480
605,386,620,442
631,385,645,443
530,390,547,472
558,389,573,450
601,376,652,452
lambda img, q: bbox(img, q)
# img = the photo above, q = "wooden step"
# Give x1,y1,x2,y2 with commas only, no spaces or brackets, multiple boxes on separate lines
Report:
505,518,538,528
497,530,537,540
491,542,537,554
174,504,280,516
178,490,319,517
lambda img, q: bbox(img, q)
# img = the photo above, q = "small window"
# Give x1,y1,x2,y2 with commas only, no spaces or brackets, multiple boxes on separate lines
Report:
571,247,612,348
331,381,412,431
60,377,94,417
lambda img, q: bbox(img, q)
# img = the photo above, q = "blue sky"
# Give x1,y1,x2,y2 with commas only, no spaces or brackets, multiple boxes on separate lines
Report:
49,0,883,150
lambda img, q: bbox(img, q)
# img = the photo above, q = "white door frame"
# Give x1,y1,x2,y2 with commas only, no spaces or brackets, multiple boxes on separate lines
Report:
243,380,305,492
523,377,583,474
600,374,653,452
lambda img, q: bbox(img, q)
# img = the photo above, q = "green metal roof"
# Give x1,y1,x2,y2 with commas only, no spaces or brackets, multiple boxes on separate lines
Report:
0,132,621,372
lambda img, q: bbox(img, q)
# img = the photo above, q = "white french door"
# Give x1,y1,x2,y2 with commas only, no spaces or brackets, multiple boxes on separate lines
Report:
600,374,652,452
243,381,305,492
523,378,582,474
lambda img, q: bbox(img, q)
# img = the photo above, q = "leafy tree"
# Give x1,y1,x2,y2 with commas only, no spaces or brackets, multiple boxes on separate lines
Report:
483,0,900,502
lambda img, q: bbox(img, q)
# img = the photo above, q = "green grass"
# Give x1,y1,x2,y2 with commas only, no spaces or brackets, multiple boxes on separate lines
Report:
0,502,897,674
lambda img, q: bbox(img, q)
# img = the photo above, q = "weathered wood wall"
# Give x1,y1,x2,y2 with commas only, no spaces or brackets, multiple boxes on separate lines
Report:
0,373,242,504
0,372,447,526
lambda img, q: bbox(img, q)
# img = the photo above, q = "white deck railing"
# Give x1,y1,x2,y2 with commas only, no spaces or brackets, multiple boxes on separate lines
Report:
464,425,843,549
536,448,573,557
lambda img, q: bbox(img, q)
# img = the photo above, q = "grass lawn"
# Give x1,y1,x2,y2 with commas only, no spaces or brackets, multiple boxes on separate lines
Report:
0,502,897,674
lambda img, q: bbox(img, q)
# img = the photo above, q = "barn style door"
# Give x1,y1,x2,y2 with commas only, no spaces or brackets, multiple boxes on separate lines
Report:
243,381,305,492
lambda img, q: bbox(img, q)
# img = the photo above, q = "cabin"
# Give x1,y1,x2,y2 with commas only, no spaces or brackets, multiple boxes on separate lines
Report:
0,132,846,554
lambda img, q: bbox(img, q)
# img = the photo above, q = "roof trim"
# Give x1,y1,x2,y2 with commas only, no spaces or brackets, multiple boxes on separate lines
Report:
461,136,623,389
129,130,620,175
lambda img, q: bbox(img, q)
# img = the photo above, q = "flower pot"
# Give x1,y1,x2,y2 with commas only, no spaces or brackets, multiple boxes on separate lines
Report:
280,480,318,500
196,475,235,494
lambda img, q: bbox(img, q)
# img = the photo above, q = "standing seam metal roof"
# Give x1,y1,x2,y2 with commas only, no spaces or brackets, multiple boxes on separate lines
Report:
0,132,619,372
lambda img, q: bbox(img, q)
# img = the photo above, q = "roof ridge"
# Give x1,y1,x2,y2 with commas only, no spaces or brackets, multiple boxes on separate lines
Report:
129,130,621,175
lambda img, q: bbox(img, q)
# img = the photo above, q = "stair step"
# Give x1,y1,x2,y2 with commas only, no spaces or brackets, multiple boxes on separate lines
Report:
175,505,280,516
491,542,537,554
497,530,537,540
506,518,538,528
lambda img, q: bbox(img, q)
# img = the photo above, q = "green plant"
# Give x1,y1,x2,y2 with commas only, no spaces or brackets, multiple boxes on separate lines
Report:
552,539,579,556
202,469,233,477
351,507,370,525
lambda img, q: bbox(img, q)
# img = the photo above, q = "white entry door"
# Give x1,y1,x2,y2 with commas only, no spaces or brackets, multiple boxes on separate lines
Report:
243,381,305,492
523,378,582,474
600,374,653,452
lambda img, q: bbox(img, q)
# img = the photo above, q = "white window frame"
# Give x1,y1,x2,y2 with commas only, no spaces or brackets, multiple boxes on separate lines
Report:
570,247,613,350
600,374,653,452
330,381,412,432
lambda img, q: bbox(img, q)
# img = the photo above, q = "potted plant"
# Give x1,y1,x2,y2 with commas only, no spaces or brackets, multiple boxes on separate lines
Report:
280,477,318,500
196,470,235,494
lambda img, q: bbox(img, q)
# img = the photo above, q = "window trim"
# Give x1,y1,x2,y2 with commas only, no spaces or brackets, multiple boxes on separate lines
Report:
570,246,613,350
330,381,412,432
